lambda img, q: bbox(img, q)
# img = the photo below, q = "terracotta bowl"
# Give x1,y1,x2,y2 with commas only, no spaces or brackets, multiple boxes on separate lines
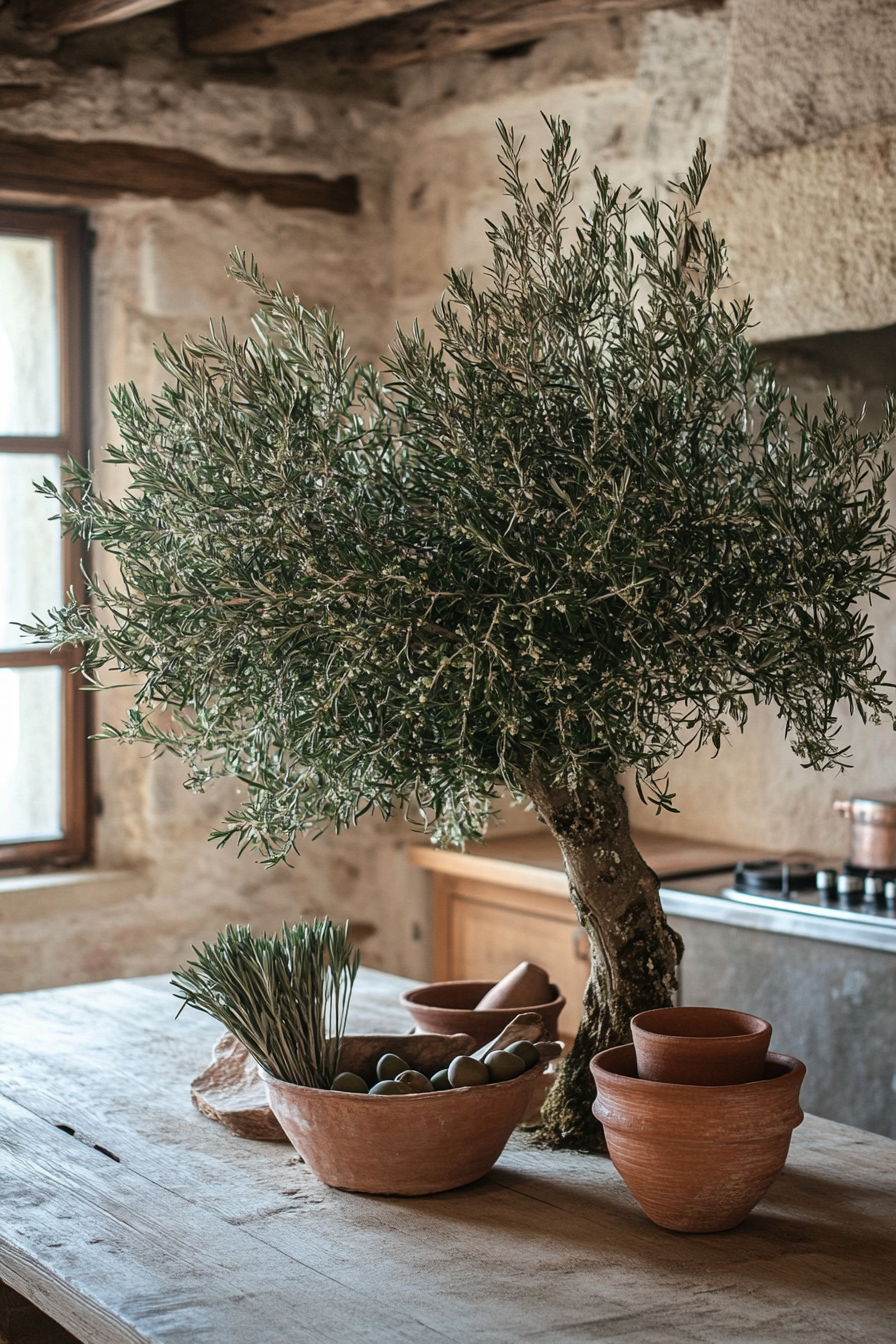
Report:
263,1033,546,1196
400,979,566,1050
591,1043,805,1233
630,1006,772,1086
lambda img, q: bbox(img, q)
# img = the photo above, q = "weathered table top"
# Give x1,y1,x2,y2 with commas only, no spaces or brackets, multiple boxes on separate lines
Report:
1,968,895,1344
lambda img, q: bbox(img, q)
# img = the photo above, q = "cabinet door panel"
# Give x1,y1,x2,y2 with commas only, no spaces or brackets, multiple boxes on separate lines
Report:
447,894,589,1042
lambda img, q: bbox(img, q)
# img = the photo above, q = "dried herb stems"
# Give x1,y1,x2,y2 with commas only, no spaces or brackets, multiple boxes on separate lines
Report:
172,919,359,1088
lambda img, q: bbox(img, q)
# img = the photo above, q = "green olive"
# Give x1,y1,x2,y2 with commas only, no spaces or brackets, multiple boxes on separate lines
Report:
331,1071,369,1094
369,1079,413,1095
376,1053,410,1081
395,1069,434,1093
430,1069,451,1091
447,1055,490,1088
506,1040,540,1069
485,1049,527,1082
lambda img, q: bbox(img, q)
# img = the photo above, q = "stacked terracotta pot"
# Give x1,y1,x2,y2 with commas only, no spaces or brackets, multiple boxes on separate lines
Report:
591,1007,805,1233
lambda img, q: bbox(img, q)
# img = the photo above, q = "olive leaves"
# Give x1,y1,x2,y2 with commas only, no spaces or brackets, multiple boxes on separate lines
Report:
28,118,896,860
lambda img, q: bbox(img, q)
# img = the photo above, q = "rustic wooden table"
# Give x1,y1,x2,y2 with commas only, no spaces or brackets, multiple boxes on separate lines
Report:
1,968,894,1344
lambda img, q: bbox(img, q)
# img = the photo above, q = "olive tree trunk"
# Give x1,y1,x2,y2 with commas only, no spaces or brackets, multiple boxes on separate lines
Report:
524,771,683,1151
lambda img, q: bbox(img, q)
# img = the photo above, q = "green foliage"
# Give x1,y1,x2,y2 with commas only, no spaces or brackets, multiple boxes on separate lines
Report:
29,119,896,860
171,919,359,1087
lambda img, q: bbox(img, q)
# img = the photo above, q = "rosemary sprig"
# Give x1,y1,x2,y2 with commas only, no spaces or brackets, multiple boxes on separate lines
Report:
172,919,359,1087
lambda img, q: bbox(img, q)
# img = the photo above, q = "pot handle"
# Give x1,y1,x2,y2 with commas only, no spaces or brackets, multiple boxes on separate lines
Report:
833,800,853,818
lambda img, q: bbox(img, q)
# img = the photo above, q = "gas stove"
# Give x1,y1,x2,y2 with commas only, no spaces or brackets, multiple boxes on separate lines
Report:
728,857,896,921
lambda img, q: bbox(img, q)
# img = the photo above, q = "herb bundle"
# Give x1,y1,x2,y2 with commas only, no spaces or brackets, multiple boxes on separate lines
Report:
172,920,359,1087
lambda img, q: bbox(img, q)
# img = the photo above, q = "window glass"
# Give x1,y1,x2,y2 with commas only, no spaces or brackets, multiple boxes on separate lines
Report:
0,209,87,867
0,664,63,843
0,453,63,650
0,235,60,437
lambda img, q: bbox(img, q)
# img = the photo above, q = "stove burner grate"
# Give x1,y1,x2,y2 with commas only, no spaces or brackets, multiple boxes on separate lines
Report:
843,861,896,881
733,859,817,896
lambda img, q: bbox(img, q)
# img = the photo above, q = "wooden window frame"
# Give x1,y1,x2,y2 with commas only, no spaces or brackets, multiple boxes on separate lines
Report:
0,205,90,869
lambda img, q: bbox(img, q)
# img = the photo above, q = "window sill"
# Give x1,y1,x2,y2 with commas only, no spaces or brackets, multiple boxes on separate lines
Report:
0,868,150,922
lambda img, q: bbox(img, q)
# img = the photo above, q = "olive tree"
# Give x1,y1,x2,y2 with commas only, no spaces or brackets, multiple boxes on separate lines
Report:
32,121,896,1147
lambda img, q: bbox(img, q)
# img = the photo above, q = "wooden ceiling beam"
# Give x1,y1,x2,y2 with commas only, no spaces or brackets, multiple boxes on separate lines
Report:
182,0,445,56
0,132,359,213
24,0,721,55
24,0,178,36
315,0,725,71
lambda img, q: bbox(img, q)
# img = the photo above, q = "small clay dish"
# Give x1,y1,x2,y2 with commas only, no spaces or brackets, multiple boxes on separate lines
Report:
591,1043,805,1233
630,1006,772,1086
400,979,566,1051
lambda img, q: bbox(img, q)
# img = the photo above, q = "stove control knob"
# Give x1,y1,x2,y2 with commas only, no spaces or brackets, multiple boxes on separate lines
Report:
864,876,884,900
836,874,864,899
815,870,836,892
885,881,896,911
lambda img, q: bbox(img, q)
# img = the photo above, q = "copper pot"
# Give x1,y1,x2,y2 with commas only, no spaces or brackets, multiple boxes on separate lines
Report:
833,796,896,869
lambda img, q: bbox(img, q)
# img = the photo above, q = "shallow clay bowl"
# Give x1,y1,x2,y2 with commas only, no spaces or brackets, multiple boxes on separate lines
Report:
400,979,566,1050
630,1005,772,1086
591,1043,805,1233
264,1033,547,1196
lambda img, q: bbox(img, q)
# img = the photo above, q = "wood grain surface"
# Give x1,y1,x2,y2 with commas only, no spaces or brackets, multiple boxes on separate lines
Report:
182,0,443,54
0,968,894,1343
0,133,359,213
414,826,773,880
24,0,175,35
407,826,774,914
315,0,722,70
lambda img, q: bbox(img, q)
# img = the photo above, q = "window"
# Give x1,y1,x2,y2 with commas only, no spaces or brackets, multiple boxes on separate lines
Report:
0,207,89,868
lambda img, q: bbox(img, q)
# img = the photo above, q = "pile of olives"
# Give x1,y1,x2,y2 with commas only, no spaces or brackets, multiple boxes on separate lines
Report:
330,1039,541,1095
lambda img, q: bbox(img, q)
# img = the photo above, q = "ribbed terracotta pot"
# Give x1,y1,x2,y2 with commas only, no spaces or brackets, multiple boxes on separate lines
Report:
631,1006,772,1086
400,979,566,1050
264,1033,546,1195
591,1044,805,1233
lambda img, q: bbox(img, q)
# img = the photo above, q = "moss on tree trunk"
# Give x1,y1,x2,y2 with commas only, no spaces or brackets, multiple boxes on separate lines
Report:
525,771,683,1151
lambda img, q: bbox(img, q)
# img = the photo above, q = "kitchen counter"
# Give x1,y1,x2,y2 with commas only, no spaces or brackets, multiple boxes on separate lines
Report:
410,829,896,954
663,872,896,954
1,967,895,1344
409,832,896,1139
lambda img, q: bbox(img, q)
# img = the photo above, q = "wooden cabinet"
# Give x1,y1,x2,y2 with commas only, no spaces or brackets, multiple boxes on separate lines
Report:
430,872,590,1042
410,829,759,1043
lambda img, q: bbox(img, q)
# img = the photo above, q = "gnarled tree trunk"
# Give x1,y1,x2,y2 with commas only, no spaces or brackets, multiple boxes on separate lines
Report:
524,771,683,1151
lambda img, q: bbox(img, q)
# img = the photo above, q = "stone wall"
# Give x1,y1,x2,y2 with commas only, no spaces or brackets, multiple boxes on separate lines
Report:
4,0,896,991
